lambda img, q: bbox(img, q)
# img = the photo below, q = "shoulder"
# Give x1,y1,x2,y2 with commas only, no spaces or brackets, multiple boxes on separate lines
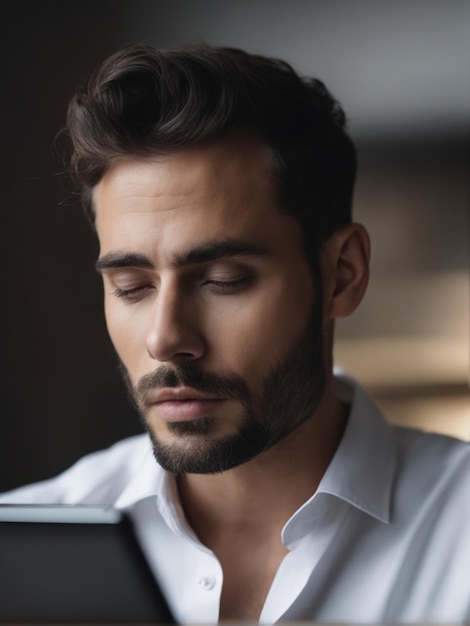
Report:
0,434,154,505
393,425,470,481
391,425,470,525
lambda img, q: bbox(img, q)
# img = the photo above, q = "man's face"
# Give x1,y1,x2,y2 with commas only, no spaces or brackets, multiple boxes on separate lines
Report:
93,134,326,474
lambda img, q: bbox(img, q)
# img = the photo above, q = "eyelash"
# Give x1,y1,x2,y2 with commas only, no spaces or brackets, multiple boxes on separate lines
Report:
204,276,250,293
112,276,250,302
112,285,153,302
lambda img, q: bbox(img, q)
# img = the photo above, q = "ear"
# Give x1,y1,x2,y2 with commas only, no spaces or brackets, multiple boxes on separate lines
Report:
321,223,371,319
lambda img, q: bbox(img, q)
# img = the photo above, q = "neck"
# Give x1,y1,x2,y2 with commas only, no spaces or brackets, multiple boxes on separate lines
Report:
177,377,348,546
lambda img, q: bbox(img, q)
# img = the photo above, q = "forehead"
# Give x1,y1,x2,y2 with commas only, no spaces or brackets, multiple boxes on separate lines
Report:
92,134,300,262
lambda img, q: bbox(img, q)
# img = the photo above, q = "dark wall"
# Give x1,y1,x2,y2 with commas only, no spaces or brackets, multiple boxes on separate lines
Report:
1,2,148,491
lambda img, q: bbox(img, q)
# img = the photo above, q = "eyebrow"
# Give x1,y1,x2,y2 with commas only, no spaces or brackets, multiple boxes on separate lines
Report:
95,252,153,273
95,240,268,273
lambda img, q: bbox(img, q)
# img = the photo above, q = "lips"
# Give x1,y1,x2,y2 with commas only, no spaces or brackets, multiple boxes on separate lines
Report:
148,388,225,422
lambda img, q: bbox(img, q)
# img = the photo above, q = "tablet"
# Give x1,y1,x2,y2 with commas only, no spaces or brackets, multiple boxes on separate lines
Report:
0,504,176,623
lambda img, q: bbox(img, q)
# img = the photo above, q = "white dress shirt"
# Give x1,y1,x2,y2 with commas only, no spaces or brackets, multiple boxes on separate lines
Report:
1,373,469,623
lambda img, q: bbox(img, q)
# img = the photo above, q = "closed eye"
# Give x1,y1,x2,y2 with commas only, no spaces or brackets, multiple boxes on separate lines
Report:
203,276,251,294
112,284,154,302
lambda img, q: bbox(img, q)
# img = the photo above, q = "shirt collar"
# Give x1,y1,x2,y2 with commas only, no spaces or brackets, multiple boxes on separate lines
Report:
318,372,395,523
113,440,165,510
114,444,198,539
282,372,396,545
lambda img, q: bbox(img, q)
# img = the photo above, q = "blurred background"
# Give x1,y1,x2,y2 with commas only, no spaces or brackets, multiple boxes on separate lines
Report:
1,0,468,491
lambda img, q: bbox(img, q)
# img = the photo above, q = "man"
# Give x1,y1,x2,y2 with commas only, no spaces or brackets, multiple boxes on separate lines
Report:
1,45,469,623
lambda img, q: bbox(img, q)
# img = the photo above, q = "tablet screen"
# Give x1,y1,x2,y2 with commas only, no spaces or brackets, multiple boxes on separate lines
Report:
0,504,176,623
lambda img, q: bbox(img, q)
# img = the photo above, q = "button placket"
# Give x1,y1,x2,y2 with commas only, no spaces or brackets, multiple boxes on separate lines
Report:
198,575,216,590
182,551,223,623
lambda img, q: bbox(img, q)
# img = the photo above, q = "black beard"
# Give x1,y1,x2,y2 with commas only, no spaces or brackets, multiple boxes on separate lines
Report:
121,299,325,475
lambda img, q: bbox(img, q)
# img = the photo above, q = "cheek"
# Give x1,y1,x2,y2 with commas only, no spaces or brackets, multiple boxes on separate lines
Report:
209,276,315,382
104,299,148,375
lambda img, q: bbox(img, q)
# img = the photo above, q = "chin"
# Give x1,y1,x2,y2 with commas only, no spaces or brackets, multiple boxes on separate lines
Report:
147,422,271,475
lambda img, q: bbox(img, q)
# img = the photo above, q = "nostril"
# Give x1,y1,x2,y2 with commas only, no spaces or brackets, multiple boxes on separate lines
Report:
146,345,202,362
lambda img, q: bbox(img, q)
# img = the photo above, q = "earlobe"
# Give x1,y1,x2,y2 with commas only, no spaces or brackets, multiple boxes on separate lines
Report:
323,223,371,319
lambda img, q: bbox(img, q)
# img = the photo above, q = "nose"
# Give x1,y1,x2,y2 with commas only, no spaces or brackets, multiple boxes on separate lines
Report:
145,282,205,363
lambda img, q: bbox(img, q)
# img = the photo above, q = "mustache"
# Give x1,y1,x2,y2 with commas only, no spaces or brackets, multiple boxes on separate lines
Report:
131,364,251,410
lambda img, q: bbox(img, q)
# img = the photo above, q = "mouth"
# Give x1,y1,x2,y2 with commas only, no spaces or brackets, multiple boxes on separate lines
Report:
148,387,226,422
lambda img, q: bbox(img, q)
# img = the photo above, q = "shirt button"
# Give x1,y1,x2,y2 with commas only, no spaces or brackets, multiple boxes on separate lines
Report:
198,576,216,590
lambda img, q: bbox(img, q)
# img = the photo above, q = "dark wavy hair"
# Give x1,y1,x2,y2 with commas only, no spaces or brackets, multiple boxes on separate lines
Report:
67,44,356,258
